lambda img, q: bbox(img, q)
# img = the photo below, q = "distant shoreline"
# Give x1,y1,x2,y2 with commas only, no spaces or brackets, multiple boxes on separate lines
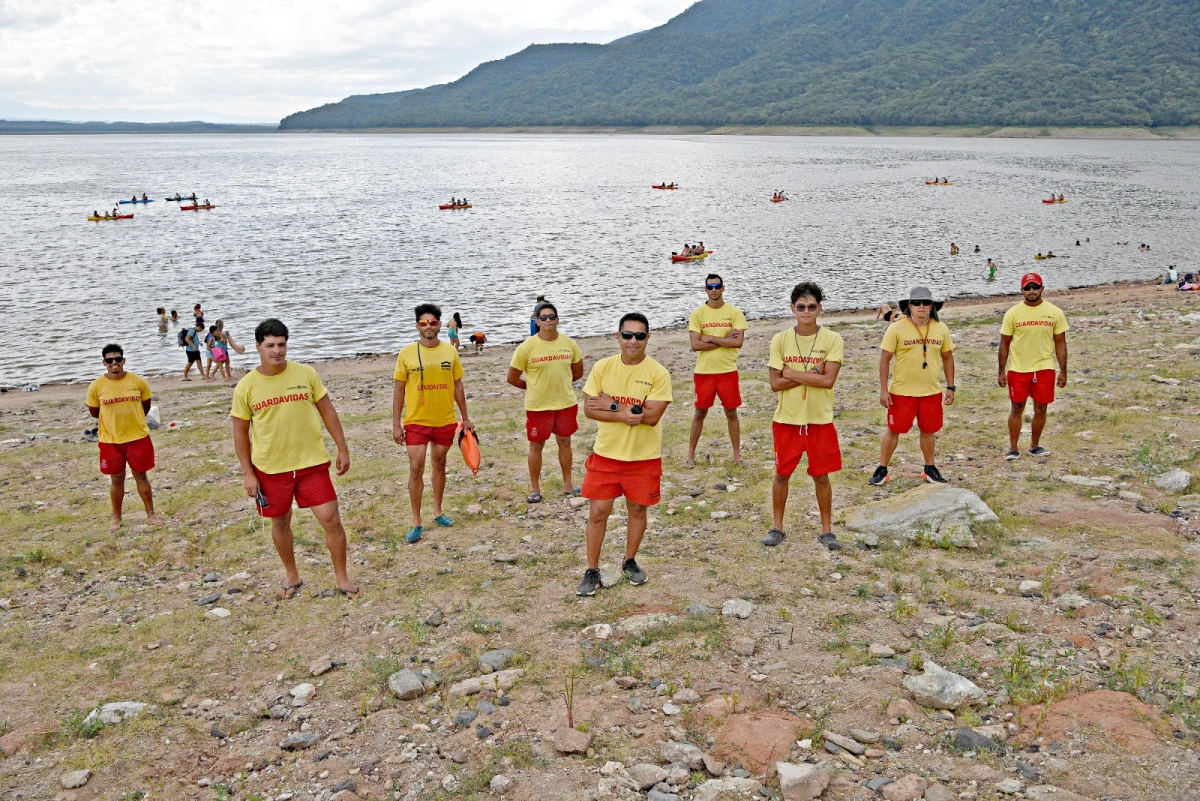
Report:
5,123,1200,139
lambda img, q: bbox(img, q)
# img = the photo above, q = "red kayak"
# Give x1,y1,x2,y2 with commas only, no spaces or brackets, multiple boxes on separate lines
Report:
652,184,678,190
180,204,216,210
672,250,713,263
771,197,787,203
439,203,472,210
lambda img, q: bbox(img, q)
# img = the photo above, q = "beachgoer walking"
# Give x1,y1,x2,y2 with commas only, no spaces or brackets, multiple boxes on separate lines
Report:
987,258,997,280
998,273,1069,460
764,282,844,550
87,344,161,532
576,313,672,596
507,301,583,503
686,274,747,466
392,304,473,544
203,325,220,381
231,319,358,599
869,287,956,486
183,320,204,380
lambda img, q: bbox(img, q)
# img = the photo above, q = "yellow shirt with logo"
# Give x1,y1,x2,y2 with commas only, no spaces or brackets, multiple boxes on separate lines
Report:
1000,301,1069,373
231,361,331,474
768,326,844,426
582,354,673,462
688,303,749,375
882,318,954,397
394,340,464,428
510,334,583,411
86,373,152,444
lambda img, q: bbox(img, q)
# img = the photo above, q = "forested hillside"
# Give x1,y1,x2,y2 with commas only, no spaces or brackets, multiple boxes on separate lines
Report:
281,0,1200,129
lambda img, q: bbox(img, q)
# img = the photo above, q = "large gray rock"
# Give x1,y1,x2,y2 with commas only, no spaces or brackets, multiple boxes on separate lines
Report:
904,661,985,710
628,764,668,791
841,484,997,548
60,770,91,789
553,727,592,754
658,740,706,769
1155,468,1193,494
387,669,428,700
775,761,830,801
449,668,525,697
479,649,517,672
83,701,150,728
616,613,678,635
721,599,755,619
280,732,320,750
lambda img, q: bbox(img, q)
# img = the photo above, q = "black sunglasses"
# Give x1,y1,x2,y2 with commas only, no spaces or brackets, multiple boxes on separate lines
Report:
794,303,819,312
538,314,558,321
104,356,124,364
909,299,933,307
1022,283,1043,291
705,283,722,290
619,330,648,341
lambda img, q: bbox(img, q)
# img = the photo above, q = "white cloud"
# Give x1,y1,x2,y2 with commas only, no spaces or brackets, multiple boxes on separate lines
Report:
0,0,692,122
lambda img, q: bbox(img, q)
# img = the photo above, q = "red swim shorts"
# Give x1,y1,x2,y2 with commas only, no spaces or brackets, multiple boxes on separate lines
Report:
405,423,457,447
98,436,156,475
772,421,841,478
582,454,662,506
887,393,944,434
693,371,742,410
526,405,579,442
253,462,337,518
1007,370,1056,405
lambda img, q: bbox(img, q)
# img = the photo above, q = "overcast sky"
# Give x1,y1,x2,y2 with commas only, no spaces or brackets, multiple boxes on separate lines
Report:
0,0,694,123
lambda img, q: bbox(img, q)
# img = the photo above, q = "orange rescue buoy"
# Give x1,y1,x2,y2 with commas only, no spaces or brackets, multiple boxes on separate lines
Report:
457,424,481,475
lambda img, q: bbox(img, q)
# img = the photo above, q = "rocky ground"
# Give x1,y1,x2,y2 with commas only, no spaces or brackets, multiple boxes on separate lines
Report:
1,281,1198,801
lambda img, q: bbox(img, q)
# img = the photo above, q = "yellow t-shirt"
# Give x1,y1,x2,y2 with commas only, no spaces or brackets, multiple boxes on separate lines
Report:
510,333,583,411
882,318,954,397
394,340,464,428
86,373,151,444
688,303,749,375
231,361,331,474
1000,301,1069,373
582,354,673,463
768,326,845,425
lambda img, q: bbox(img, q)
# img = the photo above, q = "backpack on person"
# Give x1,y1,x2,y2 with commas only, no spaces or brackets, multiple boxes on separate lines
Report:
177,328,190,347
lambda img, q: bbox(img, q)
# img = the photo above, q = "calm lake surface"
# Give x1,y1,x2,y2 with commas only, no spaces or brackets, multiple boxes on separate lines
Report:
1,133,1195,385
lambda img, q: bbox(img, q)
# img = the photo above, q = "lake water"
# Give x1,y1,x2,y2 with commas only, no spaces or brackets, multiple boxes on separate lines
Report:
1,133,1195,385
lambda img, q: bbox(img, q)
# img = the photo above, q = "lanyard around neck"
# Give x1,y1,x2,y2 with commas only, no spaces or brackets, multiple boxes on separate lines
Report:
907,318,931,369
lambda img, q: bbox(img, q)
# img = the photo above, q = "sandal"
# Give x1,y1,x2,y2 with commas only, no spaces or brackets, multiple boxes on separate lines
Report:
565,488,581,498
405,526,423,544
277,580,304,599
527,493,544,504
336,585,361,599
434,514,454,528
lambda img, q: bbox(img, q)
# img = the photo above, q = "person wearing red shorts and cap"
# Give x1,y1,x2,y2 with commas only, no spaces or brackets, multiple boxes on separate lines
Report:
232,319,358,599
764,282,845,550
870,287,956,486
86,344,162,532
507,301,584,503
998,273,1069,460
575,312,672,596
686,274,748,467
392,303,474,544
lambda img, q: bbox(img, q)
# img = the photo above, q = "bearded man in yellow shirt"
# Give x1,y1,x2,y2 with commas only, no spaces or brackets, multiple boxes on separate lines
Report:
870,287,956,486
232,319,358,599
393,304,474,544
686,274,748,466
576,313,672,596
507,301,584,503
86,344,161,532
998,273,1069,460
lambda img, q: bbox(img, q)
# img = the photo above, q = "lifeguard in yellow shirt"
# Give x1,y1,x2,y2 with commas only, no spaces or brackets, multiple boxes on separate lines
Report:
765,283,844,551
870,287,956,487
86,344,160,532
998,273,1069,460
392,304,474,544
507,301,584,504
686,274,748,466
231,319,358,599
576,313,672,596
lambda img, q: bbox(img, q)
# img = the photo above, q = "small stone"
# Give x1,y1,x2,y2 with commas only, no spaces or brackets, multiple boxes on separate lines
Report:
648,791,682,801
442,774,460,792
490,774,516,794
280,732,320,750
60,769,91,789
615,675,638,689
476,726,493,739
310,658,334,677
882,774,930,801
205,607,231,619
448,669,525,697
210,724,227,739
628,764,668,790
658,740,706,769
454,710,478,726
83,701,149,728
493,553,519,564
722,598,755,619
662,702,681,715
195,593,222,606
332,779,357,793
924,785,954,801
599,565,623,588
289,683,316,706
881,736,903,751
822,730,865,755
953,727,1005,754
202,572,221,582
554,727,592,754
569,496,587,508
731,636,757,656
387,669,428,700
775,761,830,800
1018,580,1042,595
866,777,893,791
673,688,701,704
477,699,497,714
1132,625,1153,640
425,608,445,627
1055,591,1089,611
903,660,985,709
685,604,715,616
996,778,1023,794
869,643,895,657
849,728,880,744
480,649,516,671
628,697,643,712
581,623,612,640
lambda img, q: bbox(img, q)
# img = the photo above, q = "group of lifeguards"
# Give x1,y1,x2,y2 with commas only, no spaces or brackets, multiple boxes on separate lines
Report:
86,272,1067,598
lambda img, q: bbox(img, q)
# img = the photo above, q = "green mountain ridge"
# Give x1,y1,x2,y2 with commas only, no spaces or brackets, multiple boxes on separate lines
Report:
281,0,1200,130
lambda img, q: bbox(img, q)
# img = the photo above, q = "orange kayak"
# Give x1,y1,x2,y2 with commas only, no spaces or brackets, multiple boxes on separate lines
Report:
771,197,787,203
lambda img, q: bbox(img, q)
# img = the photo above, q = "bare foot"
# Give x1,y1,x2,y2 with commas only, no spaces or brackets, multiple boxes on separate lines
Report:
336,583,361,599
109,518,122,533
146,513,163,527
278,579,304,599
684,458,696,468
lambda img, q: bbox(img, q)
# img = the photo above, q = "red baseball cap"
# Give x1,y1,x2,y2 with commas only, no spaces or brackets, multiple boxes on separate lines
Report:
1020,272,1043,288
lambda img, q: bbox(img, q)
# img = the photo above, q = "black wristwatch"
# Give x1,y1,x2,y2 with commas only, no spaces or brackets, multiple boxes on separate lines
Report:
946,385,956,391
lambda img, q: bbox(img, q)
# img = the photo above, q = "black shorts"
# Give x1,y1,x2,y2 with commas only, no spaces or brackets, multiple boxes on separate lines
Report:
186,351,202,363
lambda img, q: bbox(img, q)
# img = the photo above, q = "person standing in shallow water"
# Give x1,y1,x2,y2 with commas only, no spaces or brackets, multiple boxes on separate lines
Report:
575,313,672,597
87,344,161,532
686,273,748,467
231,319,358,599
764,282,844,551
508,301,584,503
